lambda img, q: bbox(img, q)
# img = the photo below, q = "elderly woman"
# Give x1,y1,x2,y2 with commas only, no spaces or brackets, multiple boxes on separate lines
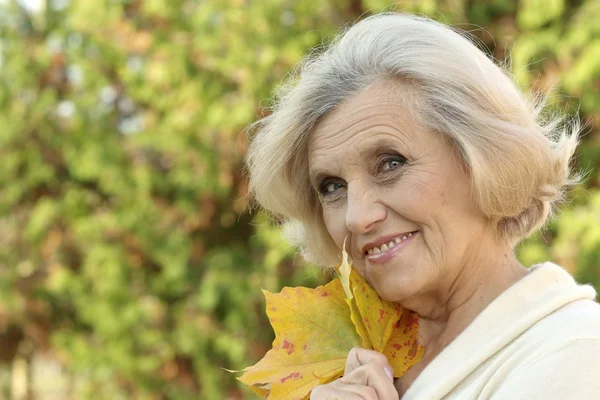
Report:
245,13,600,400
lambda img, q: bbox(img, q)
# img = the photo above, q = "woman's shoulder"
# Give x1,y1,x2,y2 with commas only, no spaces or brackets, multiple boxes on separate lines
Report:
527,297,600,345
490,300,600,399
525,261,600,342
515,261,600,346
544,295,600,326
481,281,600,399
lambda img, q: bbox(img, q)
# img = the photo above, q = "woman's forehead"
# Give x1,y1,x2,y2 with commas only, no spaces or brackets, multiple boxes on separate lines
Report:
313,85,404,133
308,88,421,156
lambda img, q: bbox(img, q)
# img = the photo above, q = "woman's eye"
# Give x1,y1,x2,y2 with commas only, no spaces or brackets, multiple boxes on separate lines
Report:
321,181,343,195
379,156,406,172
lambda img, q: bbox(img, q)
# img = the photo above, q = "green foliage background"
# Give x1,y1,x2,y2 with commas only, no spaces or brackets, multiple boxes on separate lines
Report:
0,0,598,398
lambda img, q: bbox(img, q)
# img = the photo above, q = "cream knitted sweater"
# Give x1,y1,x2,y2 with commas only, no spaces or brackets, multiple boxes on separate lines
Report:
403,262,600,400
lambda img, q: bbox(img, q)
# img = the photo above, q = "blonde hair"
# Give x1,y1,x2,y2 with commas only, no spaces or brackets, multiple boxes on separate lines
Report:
245,13,581,267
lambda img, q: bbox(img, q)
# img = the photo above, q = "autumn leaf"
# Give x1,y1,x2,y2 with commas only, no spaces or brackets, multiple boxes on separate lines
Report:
232,250,424,399
236,279,362,399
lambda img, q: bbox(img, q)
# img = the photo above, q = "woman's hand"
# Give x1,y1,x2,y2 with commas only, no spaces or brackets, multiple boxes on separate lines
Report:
310,348,399,399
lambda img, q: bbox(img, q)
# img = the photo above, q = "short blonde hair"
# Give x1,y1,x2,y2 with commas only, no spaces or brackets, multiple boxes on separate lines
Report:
245,13,580,267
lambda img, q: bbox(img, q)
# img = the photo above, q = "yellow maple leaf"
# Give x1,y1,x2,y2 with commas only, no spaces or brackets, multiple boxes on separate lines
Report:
232,249,424,399
236,280,361,399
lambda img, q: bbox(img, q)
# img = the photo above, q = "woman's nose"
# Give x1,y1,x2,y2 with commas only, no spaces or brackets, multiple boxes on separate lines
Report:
345,184,386,234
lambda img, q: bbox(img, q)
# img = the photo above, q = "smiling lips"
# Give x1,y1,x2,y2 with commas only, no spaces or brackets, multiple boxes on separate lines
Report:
364,231,418,263
365,232,416,255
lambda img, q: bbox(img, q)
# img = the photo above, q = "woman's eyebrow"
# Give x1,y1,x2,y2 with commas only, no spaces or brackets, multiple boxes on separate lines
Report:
359,137,400,157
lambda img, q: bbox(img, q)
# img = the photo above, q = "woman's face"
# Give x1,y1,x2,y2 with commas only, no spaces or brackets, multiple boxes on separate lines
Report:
308,83,490,304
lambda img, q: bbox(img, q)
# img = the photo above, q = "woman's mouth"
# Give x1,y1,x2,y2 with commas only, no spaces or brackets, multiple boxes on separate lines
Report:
365,231,418,264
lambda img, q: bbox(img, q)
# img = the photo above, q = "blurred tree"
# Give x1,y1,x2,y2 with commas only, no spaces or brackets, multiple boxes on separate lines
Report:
0,0,597,399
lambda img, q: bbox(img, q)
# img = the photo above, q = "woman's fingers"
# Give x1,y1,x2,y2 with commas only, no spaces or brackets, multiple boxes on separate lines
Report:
340,363,399,399
345,348,395,379
310,348,399,400
310,383,376,399
311,376,390,400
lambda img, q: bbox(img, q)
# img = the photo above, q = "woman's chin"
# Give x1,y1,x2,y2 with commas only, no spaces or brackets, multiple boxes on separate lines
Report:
367,264,423,305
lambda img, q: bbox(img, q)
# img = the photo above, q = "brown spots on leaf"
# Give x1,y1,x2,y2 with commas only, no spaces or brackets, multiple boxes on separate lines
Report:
303,344,307,351
392,343,402,350
378,309,385,323
408,341,419,358
282,339,295,355
280,372,301,383
321,292,328,297
407,312,418,327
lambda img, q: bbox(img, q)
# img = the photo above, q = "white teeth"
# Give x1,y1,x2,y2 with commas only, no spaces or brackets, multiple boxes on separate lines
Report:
366,232,417,256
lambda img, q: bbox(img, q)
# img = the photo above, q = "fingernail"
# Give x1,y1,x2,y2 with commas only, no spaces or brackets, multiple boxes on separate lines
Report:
385,366,394,381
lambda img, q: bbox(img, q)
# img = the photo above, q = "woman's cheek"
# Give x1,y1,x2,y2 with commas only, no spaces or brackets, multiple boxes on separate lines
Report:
323,207,346,248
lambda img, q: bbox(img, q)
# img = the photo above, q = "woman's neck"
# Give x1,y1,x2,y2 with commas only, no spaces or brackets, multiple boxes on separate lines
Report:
394,244,530,394
434,254,526,336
